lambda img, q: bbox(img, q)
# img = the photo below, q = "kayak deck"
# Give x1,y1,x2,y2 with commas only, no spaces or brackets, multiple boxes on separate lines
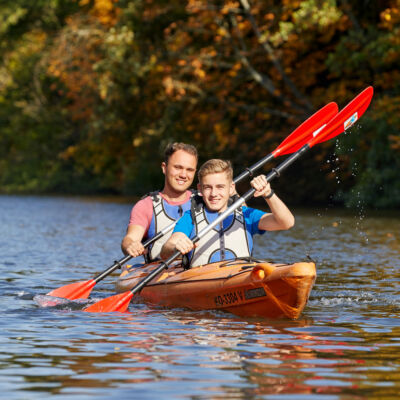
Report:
116,258,316,319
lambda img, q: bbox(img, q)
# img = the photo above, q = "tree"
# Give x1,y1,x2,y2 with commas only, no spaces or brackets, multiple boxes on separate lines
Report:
0,0,399,208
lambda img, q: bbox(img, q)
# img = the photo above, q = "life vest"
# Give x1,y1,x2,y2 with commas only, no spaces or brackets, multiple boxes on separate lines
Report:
145,191,193,262
187,198,252,268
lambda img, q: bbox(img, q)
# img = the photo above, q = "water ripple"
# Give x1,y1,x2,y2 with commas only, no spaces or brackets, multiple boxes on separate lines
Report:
0,195,399,399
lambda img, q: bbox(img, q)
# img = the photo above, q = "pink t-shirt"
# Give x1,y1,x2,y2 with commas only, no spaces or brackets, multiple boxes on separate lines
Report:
128,190,193,234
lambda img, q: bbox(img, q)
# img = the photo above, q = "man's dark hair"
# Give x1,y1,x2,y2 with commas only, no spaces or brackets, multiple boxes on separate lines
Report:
164,142,198,164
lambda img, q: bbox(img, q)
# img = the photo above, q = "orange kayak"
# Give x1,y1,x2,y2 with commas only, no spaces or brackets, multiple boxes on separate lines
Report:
116,258,316,319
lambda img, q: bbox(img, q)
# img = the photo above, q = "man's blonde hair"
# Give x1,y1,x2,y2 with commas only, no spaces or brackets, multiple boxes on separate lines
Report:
198,159,233,182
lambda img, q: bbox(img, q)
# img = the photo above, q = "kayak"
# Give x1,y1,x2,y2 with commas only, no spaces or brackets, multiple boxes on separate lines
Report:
116,258,316,319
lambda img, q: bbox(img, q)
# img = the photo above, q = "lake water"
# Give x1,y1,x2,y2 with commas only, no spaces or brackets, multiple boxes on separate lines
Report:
1,195,399,399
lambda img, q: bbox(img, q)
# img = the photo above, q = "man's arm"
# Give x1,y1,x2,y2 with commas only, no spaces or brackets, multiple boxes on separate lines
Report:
121,224,147,257
160,232,194,259
250,175,295,231
258,194,295,231
121,196,153,257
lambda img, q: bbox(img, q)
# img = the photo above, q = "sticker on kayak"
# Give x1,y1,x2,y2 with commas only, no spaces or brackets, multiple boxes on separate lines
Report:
244,287,266,300
344,112,358,130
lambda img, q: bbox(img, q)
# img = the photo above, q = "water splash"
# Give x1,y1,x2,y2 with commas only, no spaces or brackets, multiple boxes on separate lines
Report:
311,292,379,307
352,189,369,245
33,294,97,310
16,291,35,300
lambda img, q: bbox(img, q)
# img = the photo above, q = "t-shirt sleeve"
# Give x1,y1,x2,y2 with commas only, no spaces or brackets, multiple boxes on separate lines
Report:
243,206,267,235
173,210,194,238
128,197,153,233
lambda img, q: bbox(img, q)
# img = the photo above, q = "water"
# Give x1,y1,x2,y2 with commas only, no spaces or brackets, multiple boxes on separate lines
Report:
1,195,399,399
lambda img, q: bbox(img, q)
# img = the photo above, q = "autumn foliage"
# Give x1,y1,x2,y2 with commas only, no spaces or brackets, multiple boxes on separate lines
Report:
0,0,399,208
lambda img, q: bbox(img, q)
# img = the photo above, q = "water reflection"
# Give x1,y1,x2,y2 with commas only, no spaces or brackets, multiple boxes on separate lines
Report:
1,195,400,399
2,304,400,398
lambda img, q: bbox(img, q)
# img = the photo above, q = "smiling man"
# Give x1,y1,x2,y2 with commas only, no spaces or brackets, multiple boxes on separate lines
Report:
160,159,294,268
121,142,198,261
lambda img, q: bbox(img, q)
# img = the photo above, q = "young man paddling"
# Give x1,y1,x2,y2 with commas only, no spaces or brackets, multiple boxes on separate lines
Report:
121,142,198,261
160,159,294,267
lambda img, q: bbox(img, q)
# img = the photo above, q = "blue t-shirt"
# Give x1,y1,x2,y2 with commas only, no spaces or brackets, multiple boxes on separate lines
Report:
173,206,266,255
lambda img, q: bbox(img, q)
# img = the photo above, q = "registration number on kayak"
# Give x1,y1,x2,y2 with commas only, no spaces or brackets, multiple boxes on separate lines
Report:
214,287,267,307
214,291,242,307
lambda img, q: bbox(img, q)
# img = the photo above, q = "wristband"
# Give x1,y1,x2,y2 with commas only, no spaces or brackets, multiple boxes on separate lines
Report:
264,189,274,200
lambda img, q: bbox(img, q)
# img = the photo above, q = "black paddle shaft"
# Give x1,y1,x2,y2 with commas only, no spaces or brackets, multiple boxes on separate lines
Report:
93,231,164,282
263,143,310,185
129,252,181,295
233,153,274,184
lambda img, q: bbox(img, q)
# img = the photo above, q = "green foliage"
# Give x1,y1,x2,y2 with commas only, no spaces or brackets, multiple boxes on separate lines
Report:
0,0,399,209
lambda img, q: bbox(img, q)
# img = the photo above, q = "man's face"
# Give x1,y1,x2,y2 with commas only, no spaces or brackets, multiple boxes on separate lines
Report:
162,150,197,194
198,172,234,212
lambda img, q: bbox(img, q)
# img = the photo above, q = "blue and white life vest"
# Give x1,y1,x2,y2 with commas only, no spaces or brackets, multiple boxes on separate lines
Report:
146,192,192,262
188,200,251,268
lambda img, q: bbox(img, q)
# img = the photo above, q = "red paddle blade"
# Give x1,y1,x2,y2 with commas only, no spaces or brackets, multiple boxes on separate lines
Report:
310,86,374,147
47,279,96,300
83,291,133,313
273,102,338,156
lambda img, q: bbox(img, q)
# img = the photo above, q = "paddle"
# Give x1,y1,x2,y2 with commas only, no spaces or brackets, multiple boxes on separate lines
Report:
83,86,373,313
46,102,338,300
46,227,170,300
232,101,338,183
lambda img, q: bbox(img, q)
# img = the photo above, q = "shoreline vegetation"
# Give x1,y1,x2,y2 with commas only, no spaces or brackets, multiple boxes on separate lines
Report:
2,193,400,219
0,1,399,209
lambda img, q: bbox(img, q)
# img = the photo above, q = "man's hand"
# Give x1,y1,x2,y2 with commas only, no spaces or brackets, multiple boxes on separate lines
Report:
124,239,147,258
121,224,147,257
174,235,195,255
250,175,273,198
161,232,194,259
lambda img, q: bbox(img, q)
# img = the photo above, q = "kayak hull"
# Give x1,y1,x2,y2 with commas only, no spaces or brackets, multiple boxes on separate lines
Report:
116,258,316,319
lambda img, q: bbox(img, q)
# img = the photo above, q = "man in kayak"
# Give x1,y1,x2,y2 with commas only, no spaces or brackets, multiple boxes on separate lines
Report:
160,159,294,267
121,142,198,261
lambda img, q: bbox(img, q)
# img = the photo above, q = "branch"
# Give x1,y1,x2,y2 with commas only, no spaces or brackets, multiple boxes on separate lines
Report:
338,0,362,33
227,12,307,114
238,0,313,111
205,95,295,119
